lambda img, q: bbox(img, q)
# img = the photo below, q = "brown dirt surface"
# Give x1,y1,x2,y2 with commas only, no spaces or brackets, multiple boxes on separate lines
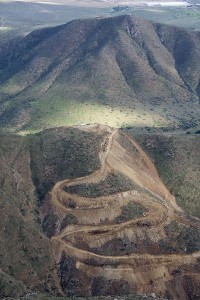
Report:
1,125,200,299
41,124,200,299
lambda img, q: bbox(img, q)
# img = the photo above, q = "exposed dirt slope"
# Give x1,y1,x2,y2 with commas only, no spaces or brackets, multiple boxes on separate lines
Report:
134,132,200,219
42,124,200,299
1,125,200,299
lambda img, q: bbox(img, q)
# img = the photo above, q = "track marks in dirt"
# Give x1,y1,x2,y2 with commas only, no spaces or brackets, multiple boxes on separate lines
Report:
42,124,200,298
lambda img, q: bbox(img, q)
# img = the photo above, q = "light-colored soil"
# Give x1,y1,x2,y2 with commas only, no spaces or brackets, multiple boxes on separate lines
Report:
42,124,200,299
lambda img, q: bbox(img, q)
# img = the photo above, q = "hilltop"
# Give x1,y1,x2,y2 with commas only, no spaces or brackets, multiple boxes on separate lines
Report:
0,14,199,132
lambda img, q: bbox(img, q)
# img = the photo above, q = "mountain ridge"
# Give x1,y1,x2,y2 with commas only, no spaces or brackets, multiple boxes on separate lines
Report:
0,14,199,131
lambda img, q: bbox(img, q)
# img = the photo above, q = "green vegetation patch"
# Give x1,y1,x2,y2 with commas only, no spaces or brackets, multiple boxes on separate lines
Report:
134,133,200,218
118,132,139,156
111,6,200,31
115,201,146,223
29,127,106,202
93,236,139,256
160,220,200,254
21,94,165,134
64,172,138,198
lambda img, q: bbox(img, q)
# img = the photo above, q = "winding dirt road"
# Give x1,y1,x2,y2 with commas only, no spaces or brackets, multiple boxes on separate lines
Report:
43,124,200,299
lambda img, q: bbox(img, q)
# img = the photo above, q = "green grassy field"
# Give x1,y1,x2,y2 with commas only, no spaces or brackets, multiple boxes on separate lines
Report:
18,90,198,135
19,96,171,134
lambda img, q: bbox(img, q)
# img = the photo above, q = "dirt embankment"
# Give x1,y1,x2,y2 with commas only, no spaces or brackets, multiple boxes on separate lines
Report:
42,124,200,299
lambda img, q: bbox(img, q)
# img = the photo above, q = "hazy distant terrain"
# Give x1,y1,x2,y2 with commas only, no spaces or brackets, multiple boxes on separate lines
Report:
4,0,200,6
0,0,200,43
0,2,108,42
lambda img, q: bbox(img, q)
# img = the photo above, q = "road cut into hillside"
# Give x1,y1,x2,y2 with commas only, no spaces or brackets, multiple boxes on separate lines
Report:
42,124,200,299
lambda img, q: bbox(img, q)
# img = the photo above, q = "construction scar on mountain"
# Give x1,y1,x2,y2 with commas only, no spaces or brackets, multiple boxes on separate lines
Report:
41,124,200,300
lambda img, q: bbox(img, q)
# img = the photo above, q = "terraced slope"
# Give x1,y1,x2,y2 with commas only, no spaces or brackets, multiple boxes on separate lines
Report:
42,124,200,299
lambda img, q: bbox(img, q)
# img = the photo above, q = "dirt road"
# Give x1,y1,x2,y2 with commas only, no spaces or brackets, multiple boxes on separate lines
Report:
44,124,200,298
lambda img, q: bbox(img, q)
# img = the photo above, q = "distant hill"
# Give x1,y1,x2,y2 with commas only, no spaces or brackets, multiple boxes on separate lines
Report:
0,15,199,132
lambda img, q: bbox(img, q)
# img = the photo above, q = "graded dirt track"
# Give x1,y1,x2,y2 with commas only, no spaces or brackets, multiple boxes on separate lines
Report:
42,124,200,299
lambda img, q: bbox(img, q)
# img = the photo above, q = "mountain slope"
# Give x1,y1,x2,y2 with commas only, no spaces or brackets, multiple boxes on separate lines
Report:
41,124,200,299
0,126,107,297
1,124,199,299
0,132,62,297
133,131,200,219
0,15,199,131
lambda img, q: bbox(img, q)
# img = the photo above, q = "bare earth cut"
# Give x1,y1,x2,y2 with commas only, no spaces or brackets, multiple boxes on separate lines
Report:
41,124,200,299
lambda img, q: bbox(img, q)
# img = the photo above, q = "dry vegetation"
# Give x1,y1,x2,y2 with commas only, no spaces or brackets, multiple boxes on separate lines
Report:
0,125,200,299
41,125,200,299
0,126,106,297
0,15,199,132
0,12,200,300
134,132,200,218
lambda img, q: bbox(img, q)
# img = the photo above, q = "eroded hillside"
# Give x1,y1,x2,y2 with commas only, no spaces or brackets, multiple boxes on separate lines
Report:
0,125,200,299
134,132,200,219
41,125,200,299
